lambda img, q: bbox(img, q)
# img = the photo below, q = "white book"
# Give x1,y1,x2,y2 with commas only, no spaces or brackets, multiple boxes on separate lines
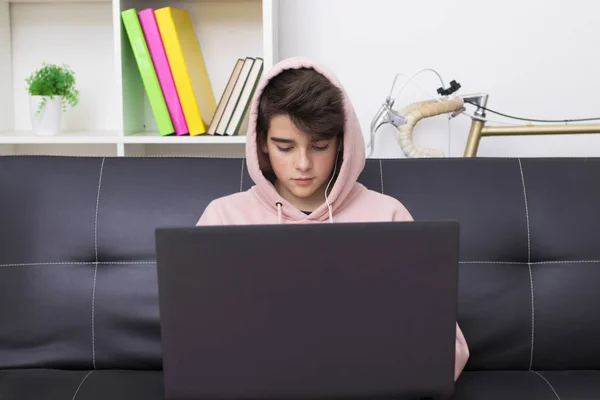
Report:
225,58,264,136
215,57,254,135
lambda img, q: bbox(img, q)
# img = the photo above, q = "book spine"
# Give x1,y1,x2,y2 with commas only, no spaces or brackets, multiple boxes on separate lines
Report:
138,8,188,136
121,8,174,136
155,7,206,135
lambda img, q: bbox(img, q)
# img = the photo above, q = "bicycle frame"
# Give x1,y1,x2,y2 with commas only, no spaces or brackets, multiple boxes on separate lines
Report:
368,92,600,158
462,94,600,157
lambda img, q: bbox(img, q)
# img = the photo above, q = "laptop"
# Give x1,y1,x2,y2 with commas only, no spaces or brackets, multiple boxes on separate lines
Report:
155,221,459,400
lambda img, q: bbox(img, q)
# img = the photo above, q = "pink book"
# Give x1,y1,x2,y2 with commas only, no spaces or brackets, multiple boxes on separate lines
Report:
138,8,188,135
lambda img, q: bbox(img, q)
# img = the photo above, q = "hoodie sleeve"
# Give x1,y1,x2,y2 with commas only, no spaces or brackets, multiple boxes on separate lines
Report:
455,323,470,381
392,201,414,222
196,200,224,226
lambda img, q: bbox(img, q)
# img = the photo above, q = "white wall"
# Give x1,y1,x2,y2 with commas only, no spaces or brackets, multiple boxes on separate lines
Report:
11,2,118,134
277,0,600,158
0,2,13,133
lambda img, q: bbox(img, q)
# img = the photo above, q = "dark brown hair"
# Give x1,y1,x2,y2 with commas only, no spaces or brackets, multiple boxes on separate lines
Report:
257,68,345,144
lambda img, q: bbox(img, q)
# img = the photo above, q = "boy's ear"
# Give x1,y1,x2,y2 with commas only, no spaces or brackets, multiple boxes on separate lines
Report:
261,139,269,154
258,131,269,154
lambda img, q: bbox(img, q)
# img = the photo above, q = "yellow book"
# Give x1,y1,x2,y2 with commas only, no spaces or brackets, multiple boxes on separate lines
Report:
154,7,216,135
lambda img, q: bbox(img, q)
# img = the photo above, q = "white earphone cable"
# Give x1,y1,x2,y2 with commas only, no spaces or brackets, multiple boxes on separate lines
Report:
324,150,340,223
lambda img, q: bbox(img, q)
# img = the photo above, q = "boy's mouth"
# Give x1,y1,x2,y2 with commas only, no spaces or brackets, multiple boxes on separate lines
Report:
293,178,314,186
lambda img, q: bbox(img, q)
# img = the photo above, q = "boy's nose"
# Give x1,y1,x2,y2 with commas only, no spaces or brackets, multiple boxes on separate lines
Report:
295,150,312,171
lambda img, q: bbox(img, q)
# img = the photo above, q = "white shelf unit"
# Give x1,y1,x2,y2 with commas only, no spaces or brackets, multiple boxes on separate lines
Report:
0,0,279,157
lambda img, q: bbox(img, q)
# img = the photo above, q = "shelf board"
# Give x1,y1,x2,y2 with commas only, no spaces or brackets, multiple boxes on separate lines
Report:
8,0,111,3
0,131,247,145
123,132,247,144
0,131,121,144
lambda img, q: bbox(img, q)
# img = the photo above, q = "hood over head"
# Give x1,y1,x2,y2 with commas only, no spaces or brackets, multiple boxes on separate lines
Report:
245,56,366,222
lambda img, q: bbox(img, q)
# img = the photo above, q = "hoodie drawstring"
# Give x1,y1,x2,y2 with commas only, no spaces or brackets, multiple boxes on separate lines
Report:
276,202,282,224
275,201,334,223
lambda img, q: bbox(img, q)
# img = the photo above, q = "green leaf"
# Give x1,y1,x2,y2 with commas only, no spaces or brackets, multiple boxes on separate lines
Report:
25,62,80,115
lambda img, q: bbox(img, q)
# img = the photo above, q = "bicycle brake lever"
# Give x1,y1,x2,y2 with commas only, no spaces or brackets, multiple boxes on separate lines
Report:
368,98,408,157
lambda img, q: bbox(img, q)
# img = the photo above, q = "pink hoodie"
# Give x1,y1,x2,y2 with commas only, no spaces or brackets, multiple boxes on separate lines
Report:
197,56,469,380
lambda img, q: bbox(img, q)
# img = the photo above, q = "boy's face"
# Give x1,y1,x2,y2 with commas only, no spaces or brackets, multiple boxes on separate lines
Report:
261,114,340,211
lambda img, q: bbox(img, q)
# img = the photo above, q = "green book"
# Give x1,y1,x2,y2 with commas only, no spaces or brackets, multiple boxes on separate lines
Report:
121,8,174,135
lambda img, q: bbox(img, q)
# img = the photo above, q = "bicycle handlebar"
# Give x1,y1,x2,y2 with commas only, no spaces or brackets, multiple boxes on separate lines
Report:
396,96,465,157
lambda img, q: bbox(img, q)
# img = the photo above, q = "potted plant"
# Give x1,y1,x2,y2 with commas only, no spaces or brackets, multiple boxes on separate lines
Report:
25,62,80,136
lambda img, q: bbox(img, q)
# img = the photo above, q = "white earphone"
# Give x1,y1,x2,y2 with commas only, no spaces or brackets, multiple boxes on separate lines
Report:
324,142,342,222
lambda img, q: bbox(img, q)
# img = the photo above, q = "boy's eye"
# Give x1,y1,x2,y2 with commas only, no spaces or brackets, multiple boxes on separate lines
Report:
312,144,329,151
275,144,329,152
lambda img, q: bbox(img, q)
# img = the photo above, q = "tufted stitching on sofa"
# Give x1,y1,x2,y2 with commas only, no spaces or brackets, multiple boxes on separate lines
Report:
459,261,600,265
518,158,535,371
240,159,245,192
2,260,599,268
531,371,561,400
71,370,93,400
518,159,536,370
91,158,105,370
0,261,156,267
518,159,531,262
379,160,384,194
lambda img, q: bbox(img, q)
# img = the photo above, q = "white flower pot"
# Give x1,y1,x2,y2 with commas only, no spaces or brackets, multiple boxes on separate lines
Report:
30,96,63,136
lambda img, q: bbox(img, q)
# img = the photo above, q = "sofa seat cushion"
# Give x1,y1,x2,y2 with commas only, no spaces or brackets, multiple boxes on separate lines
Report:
0,369,164,400
4,369,599,400
454,370,600,400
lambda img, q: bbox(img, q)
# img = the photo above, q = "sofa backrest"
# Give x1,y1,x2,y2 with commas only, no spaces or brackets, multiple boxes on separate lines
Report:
0,156,598,372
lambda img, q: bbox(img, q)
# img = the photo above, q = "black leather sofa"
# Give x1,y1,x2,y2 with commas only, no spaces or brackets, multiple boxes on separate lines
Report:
0,155,598,400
